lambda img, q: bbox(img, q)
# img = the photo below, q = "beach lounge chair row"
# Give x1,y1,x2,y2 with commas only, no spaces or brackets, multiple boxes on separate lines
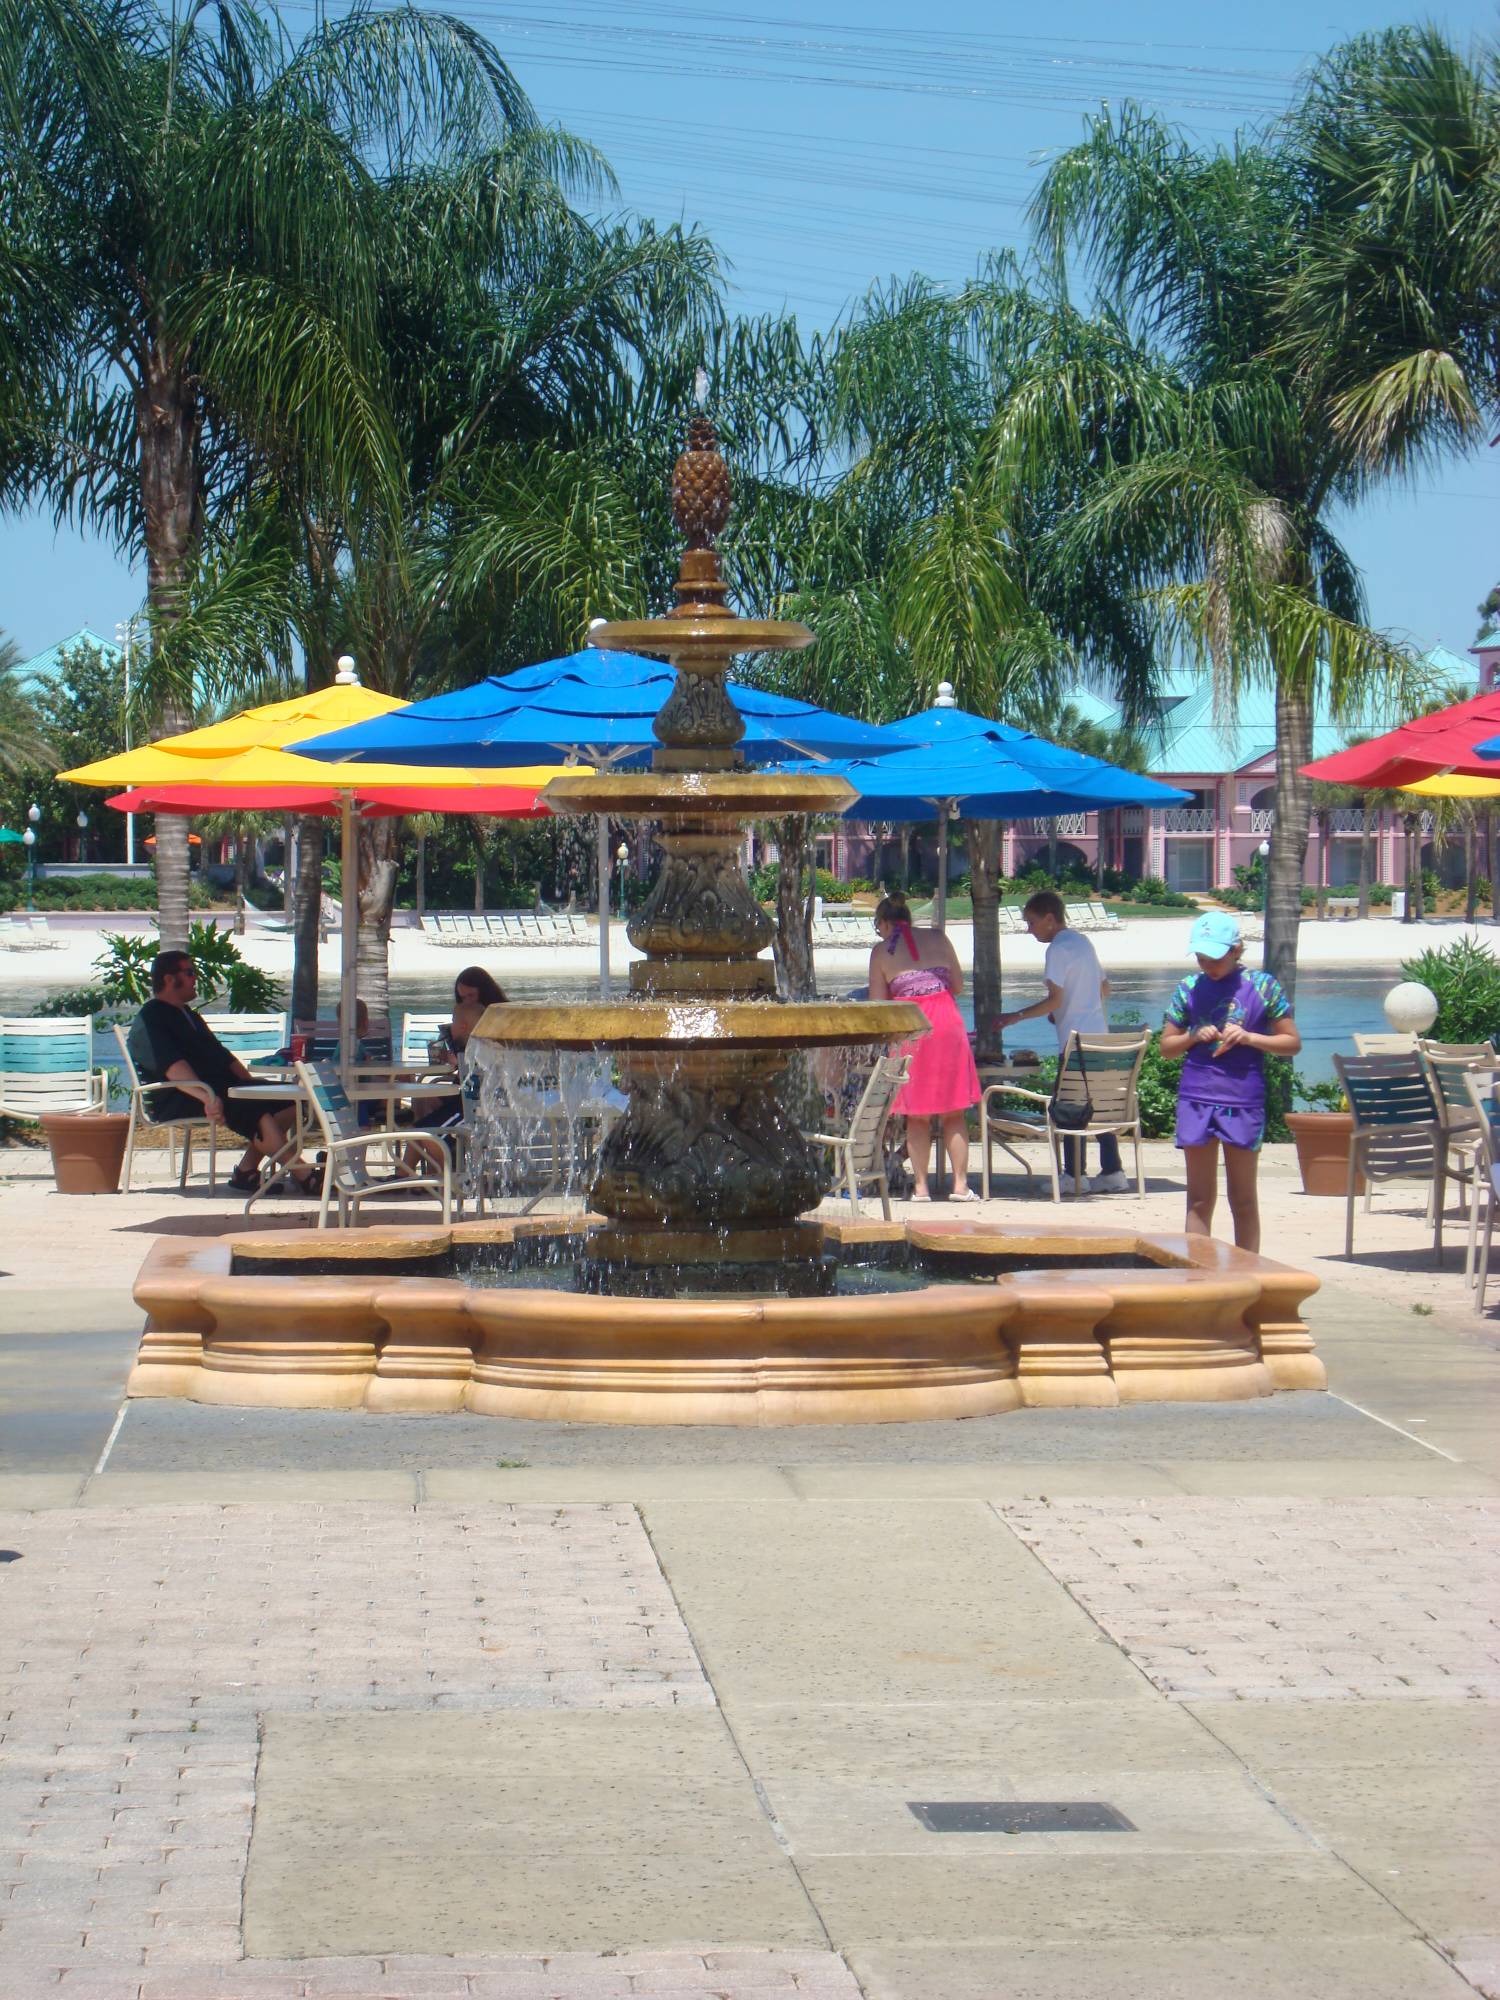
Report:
810,908,873,946
0,914,64,950
424,911,596,948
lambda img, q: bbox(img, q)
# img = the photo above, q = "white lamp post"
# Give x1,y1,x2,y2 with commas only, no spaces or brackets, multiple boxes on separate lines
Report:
76,808,88,866
616,841,630,923
24,801,39,910
1383,981,1439,1036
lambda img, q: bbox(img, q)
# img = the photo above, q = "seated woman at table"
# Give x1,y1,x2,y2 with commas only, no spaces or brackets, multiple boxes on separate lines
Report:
127,950,318,1196
404,967,509,1168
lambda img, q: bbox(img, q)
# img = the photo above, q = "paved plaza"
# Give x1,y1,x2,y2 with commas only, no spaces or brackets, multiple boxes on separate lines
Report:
1,1140,1498,1998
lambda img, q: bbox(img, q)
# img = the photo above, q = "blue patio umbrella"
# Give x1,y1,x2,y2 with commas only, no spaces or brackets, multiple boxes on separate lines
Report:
294,648,896,989
799,728,1188,923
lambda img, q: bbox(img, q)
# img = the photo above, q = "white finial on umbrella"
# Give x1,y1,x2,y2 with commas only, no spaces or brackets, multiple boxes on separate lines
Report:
694,366,710,409
935,682,957,708
334,654,359,684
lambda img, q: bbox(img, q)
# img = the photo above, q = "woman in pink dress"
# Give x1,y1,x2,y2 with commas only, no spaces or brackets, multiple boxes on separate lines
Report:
867,893,981,1201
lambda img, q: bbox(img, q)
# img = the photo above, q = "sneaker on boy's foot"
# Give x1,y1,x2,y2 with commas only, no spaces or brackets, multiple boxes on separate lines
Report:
1090,1170,1132,1194
1057,1173,1084,1195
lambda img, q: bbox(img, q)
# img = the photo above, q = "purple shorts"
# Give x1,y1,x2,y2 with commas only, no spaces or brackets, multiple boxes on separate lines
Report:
1175,1100,1265,1152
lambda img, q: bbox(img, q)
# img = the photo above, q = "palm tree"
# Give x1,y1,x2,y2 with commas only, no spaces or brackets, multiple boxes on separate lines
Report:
1017,73,1466,1005
0,633,54,778
0,0,545,946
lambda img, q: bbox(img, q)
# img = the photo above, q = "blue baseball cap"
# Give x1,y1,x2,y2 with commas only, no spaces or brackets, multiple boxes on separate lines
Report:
1189,911,1243,958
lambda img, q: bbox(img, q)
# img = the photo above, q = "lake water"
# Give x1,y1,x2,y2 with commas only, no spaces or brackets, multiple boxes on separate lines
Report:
381,964,1400,1085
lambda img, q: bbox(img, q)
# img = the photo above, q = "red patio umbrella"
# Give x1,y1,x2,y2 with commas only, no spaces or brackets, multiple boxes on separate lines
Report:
1301,690,1500,789
106,783,552,818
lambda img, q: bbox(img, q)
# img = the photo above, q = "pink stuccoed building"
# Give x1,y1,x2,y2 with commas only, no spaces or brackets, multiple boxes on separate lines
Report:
825,644,1483,896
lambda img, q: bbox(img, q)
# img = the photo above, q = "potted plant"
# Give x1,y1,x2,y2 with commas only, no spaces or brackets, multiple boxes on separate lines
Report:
1285,1076,1361,1197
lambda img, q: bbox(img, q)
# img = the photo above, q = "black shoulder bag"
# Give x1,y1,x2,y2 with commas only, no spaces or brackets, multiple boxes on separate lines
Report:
1049,1037,1094,1130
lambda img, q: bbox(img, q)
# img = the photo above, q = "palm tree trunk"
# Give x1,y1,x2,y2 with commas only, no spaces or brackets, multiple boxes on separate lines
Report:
1266,682,1312,1004
233,818,250,933
1357,803,1371,920
1406,814,1423,921
1491,809,1499,922
897,825,911,892
771,815,817,1000
1466,818,1480,923
473,831,486,914
291,815,324,1024
1314,809,1330,919
356,817,397,1029
964,820,1003,1060
415,831,426,919
136,350,201,952
282,817,295,918
1094,812,1105,894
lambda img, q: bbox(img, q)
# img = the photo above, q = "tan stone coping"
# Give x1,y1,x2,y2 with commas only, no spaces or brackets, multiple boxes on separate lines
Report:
128,1218,1324,1425
469,1000,925,1051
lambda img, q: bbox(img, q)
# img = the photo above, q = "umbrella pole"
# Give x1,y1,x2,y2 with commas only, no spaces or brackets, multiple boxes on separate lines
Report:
597,814,611,998
340,793,358,1073
936,801,953,928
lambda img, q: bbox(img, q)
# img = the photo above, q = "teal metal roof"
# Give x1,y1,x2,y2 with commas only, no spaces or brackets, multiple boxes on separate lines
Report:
1064,646,1475,777
18,628,122,681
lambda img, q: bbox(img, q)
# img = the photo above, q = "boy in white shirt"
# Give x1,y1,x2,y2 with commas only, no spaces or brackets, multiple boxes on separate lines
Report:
996,890,1128,1194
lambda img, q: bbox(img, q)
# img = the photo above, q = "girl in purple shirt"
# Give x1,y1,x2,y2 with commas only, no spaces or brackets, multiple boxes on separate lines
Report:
1160,912,1301,1253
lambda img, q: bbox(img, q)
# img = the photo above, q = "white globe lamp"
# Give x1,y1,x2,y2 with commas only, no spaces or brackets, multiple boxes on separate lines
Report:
1383,981,1438,1035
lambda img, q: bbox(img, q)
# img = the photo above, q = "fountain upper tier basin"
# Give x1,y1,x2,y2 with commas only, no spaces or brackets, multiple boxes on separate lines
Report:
542,771,856,822
588,612,814,664
470,1001,922,1052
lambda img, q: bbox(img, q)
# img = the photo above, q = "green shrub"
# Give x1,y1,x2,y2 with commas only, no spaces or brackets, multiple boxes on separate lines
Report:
1398,936,1500,1045
32,985,113,1020
1128,875,1196,910
0,871,217,913
1369,883,1394,906
89,922,283,1014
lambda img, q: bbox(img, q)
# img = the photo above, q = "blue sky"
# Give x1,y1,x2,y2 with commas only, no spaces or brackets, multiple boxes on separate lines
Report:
6,0,1497,669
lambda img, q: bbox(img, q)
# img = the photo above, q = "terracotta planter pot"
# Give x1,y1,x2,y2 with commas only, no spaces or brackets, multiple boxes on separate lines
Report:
39,1111,131,1195
1285,1111,1363,1197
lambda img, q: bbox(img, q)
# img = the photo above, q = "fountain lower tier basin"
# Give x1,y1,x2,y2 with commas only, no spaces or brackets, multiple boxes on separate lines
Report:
469,1000,923,1051
542,771,856,822
129,1219,1324,1425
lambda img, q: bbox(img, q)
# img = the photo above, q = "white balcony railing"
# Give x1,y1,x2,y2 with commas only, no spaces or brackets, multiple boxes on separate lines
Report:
1163,808,1216,834
1014,813,1090,837
1326,808,1365,834
1249,808,1275,834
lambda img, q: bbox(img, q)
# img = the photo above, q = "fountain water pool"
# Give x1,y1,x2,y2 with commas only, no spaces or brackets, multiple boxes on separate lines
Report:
124,408,1325,1423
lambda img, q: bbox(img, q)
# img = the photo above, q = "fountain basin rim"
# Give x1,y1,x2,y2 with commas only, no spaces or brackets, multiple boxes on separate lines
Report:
470,999,926,1051
588,615,814,660
542,772,856,820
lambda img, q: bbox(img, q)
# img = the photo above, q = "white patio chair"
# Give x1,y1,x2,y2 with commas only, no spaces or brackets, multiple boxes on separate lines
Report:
802,1053,911,1218
111,1022,218,1190
295,1060,452,1229
980,1030,1148,1201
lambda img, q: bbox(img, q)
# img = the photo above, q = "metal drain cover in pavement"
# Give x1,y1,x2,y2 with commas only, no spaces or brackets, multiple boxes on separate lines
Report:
908,1801,1136,1834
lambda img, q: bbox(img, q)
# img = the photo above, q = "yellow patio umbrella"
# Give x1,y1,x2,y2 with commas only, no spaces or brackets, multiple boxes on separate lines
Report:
60,666,581,1069
1401,773,1500,799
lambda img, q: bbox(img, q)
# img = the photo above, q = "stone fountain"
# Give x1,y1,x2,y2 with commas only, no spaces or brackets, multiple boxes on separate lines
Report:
125,411,1327,1424
466,409,922,1298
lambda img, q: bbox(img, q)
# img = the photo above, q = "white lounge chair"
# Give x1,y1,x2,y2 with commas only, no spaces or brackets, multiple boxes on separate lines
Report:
0,1016,108,1122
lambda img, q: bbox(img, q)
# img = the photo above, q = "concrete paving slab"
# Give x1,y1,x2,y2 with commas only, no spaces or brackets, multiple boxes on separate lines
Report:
421,1466,802,1502
797,1851,1407,1946
761,1767,1309,1857
731,1699,1231,1785
846,1937,1477,1999
1189,1698,1500,1770
780,1464,1188,1498
642,1502,1145,1708
0,1472,86,1509
245,1709,824,1959
82,1469,422,1503
1161,1458,1500,1496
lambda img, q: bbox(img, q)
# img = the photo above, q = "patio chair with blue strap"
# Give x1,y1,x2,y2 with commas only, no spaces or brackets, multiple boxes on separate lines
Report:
1461,1069,1500,1312
1330,1051,1446,1261
801,1052,911,1219
1418,1040,1499,1231
294,1059,451,1229
399,1012,452,1066
199,1012,288,1065
0,1016,108,1124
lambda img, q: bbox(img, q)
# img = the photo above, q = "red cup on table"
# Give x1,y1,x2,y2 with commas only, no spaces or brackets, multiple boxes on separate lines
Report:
289,1032,309,1062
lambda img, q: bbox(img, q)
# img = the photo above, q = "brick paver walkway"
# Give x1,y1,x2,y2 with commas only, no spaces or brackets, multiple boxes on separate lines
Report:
0,1505,856,1999
1000,1496,1500,1699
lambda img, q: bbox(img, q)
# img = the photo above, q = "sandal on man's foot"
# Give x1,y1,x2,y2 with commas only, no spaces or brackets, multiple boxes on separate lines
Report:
227,1166,261,1194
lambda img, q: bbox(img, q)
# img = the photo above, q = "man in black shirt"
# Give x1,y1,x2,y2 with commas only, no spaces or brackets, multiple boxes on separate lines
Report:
127,950,317,1195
